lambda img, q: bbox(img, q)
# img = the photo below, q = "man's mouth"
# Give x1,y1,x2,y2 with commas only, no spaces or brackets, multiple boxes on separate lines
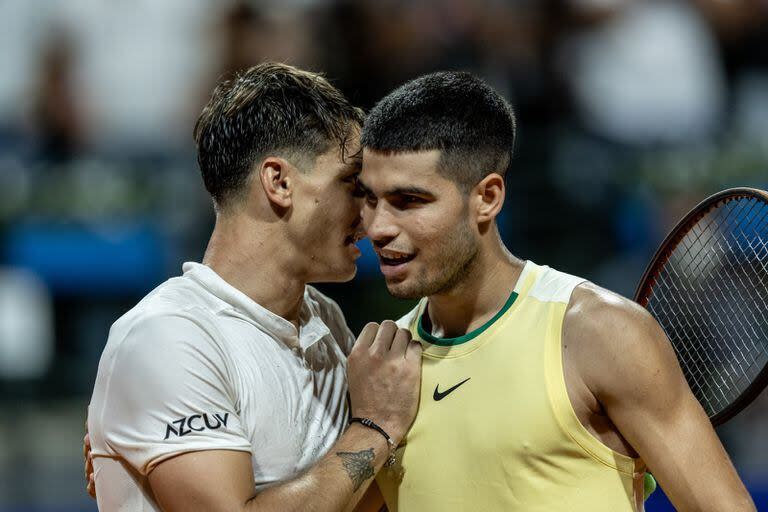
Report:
377,249,416,267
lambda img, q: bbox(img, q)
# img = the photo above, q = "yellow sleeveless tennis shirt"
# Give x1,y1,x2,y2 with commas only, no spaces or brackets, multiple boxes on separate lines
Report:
377,261,646,511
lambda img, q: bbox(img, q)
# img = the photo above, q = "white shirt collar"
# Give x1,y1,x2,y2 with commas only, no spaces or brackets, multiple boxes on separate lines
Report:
181,262,330,350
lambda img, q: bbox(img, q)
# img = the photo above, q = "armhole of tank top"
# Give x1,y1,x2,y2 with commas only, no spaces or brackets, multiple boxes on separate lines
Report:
544,282,643,477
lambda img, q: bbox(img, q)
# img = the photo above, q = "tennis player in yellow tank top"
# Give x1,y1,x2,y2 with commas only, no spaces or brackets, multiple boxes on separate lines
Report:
378,260,648,511
351,72,754,511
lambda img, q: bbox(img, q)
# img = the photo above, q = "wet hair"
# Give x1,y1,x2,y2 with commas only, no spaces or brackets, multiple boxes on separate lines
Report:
361,71,516,192
194,62,364,209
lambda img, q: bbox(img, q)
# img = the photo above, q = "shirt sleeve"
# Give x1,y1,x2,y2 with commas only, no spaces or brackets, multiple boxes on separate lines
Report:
97,313,251,476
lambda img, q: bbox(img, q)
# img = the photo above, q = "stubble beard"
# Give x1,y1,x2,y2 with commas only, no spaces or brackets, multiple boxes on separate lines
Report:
386,219,479,300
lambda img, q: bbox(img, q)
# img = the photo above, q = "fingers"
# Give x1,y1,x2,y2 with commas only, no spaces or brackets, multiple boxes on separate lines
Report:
83,433,90,480
346,320,422,443
355,320,419,358
87,473,96,499
389,327,413,358
84,417,96,499
353,320,421,361
84,432,96,498
406,339,423,362
370,320,398,353
85,452,96,499
354,322,380,349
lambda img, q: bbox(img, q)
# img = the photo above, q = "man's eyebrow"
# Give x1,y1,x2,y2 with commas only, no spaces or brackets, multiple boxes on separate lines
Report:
356,180,433,198
387,186,433,197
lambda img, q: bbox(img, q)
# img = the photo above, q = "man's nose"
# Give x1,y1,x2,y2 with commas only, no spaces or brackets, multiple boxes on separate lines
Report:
363,202,398,243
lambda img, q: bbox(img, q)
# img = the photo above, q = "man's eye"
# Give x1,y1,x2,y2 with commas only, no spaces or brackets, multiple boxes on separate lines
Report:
393,195,424,209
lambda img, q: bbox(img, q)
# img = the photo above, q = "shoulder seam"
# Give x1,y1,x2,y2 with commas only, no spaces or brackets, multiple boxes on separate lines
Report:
528,267,587,305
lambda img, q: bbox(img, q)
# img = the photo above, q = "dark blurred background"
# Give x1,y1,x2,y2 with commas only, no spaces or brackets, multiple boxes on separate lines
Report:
0,0,767,510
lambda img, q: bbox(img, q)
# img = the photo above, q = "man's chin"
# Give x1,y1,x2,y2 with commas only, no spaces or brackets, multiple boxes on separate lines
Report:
310,263,358,284
385,279,423,300
334,264,358,283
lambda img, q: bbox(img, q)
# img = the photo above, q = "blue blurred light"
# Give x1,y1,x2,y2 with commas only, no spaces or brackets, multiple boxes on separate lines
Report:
3,220,167,295
645,482,768,511
355,237,382,277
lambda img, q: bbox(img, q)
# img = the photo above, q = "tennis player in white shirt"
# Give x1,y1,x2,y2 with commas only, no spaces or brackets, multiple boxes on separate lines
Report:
87,63,421,512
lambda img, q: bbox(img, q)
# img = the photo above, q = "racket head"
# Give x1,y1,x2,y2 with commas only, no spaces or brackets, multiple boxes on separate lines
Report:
634,187,768,426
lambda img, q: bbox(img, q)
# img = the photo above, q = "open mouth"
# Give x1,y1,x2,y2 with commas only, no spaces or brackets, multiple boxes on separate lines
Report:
377,250,416,266
377,249,416,279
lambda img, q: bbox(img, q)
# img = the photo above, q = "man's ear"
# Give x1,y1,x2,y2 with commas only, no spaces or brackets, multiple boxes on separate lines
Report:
473,173,505,224
258,157,294,209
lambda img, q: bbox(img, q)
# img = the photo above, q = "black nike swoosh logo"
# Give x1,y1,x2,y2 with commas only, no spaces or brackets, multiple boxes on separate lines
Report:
433,378,471,401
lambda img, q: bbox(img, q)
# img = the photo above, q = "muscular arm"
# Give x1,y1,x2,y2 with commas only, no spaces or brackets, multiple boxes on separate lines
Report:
565,284,755,512
149,423,387,512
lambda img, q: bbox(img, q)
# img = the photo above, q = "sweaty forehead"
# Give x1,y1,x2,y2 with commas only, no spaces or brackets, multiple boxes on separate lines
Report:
361,149,444,189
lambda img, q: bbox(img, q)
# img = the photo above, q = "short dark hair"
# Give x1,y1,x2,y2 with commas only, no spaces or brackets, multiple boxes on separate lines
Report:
360,71,516,191
194,62,364,208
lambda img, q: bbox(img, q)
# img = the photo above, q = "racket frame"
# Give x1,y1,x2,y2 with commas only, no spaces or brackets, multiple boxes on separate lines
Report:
634,187,768,426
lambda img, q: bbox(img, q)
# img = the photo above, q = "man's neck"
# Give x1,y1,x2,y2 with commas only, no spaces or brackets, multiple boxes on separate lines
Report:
425,245,525,339
202,214,306,327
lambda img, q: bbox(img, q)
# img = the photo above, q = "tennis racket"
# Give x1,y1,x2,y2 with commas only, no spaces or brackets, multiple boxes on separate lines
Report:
634,187,768,426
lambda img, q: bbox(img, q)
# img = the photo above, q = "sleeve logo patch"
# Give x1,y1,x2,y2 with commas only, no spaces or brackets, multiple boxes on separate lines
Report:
164,413,230,440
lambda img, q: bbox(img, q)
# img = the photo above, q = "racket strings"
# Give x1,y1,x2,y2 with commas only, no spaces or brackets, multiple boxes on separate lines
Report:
646,196,768,418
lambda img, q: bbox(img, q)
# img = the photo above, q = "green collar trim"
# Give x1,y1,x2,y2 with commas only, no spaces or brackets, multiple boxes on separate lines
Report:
417,290,519,347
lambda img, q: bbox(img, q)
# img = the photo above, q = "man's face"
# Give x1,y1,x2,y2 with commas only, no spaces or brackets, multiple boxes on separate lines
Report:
289,134,364,283
359,149,479,299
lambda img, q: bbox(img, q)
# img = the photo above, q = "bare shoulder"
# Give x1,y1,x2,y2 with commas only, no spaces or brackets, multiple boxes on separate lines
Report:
564,282,660,344
563,283,756,512
563,281,681,398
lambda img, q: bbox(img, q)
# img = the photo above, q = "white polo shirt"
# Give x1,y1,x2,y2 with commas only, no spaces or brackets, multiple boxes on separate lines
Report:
88,262,355,511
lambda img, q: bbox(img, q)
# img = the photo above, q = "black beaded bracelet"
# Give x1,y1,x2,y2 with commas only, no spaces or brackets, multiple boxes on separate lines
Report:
349,417,397,467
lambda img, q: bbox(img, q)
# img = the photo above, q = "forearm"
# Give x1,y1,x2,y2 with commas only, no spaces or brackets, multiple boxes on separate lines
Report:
149,321,419,512
245,423,388,512
638,406,754,511
349,482,386,512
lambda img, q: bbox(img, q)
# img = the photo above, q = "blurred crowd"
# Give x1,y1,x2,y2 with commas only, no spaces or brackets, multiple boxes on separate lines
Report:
0,0,767,509
4,1,768,145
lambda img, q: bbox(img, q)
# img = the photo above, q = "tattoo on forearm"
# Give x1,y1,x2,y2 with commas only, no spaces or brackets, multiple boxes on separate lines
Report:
336,448,375,491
